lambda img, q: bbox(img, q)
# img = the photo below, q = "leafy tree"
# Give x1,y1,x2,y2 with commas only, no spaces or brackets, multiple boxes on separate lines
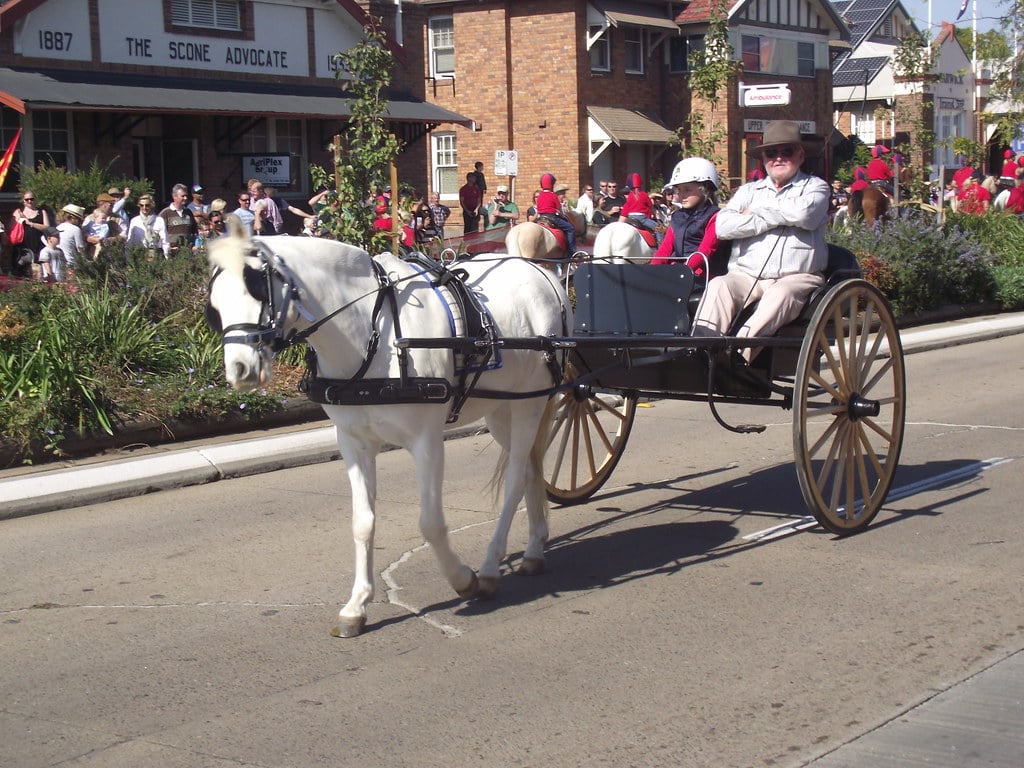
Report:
674,0,741,166
310,17,402,253
19,158,154,213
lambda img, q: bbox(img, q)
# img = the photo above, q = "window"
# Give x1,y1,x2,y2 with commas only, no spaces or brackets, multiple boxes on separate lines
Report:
32,111,70,169
797,41,815,77
274,119,305,187
241,120,268,153
669,35,704,73
742,35,816,76
432,132,458,198
624,27,644,74
170,0,241,31
853,113,877,145
429,17,454,76
590,26,610,72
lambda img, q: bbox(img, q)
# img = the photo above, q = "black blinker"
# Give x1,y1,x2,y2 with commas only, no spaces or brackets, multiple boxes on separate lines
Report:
243,264,269,302
204,303,223,334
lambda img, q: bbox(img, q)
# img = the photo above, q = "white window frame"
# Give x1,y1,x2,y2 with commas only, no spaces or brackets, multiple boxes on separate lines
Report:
28,110,73,171
432,132,458,200
624,27,644,74
170,0,241,32
429,17,455,77
589,26,610,72
853,113,877,146
741,33,817,77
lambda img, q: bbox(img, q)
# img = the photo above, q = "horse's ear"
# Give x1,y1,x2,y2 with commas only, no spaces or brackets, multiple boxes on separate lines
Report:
209,215,250,275
223,213,249,241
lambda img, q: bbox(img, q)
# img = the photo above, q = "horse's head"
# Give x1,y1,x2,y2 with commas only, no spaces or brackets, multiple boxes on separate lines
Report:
206,221,276,390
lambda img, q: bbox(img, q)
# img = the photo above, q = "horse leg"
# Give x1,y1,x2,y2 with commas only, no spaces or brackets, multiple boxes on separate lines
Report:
331,432,380,638
477,402,549,598
409,427,479,600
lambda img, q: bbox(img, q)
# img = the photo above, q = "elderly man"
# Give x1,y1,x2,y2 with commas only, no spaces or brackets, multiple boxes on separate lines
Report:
691,120,829,362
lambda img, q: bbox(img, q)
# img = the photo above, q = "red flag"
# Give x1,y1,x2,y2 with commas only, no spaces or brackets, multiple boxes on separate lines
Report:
0,128,23,190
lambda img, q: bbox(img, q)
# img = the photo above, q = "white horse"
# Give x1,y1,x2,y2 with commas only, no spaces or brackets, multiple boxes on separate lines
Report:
207,229,572,637
592,220,655,264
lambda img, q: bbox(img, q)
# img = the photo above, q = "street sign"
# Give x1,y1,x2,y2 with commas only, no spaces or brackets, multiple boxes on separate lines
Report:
494,150,518,177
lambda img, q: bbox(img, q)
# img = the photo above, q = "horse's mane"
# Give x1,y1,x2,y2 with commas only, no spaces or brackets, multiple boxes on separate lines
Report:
208,214,251,278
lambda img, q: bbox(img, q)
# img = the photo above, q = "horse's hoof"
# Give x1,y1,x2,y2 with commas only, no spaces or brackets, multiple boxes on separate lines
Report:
331,617,366,638
477,575,500,599
455,571,479,600
516,557,546,577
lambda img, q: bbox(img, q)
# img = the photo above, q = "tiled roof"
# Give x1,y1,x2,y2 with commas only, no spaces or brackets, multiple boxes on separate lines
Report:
833,55,889,86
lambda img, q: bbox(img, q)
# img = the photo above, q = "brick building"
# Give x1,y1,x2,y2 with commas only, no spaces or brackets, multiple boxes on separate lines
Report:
371,0,848,230
2,0,850,240
0,0,468,223
831,0,975,180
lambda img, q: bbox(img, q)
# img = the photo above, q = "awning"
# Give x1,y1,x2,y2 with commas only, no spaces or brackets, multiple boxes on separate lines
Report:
587,106,675,164
0,67,472,128
588,106,674,144
590,0,681,31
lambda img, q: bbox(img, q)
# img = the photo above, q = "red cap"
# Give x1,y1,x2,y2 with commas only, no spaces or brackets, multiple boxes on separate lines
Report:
540,173,556,190
629,172,643,190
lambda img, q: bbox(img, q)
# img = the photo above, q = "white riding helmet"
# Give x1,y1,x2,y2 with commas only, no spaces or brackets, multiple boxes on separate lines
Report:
668,157,719,190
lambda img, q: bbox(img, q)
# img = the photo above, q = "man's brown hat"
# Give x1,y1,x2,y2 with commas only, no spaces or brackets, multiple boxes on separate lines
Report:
747,120,803,155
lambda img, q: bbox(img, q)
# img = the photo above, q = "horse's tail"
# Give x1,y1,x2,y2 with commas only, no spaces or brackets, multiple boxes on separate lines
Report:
525,396,554,526
849,189,865,219
486,396,554,526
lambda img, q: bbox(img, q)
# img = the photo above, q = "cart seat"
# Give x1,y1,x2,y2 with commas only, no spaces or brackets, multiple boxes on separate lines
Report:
573,263,695,335
686,243,862,327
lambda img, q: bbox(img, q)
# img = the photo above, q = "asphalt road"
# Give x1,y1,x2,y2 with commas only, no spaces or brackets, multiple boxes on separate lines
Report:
2,332,1023,767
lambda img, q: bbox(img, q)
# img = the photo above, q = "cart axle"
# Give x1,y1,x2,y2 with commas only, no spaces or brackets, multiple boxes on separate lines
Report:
848,394,881,421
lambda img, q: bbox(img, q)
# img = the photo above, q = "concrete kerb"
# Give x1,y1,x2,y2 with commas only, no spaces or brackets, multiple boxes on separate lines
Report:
0,422,488,521
3,311,1023,520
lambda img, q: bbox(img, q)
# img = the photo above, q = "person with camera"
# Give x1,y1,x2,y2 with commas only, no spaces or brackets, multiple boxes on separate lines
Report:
483,184,519,230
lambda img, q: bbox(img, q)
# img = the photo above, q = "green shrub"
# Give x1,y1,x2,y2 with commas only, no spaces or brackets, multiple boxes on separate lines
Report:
19,158,154,214
829,210,997,315
993,265,1024,309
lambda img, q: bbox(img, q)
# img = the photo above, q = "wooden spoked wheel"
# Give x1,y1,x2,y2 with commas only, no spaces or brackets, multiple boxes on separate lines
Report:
793,279,906,535
544,362,637,504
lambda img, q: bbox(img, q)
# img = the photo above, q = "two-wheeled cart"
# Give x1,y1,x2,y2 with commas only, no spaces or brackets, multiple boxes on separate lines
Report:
540,245,906,535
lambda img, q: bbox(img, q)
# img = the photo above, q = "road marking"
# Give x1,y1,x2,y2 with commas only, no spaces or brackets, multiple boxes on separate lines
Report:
743,457,1013,542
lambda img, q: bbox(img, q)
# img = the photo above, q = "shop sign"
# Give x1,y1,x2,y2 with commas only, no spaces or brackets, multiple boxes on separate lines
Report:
242,154,292,187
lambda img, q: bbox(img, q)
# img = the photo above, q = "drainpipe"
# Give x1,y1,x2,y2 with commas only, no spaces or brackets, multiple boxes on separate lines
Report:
394,0,403,48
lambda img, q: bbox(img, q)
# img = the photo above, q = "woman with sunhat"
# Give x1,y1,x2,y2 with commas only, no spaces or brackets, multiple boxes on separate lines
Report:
55,203,86,280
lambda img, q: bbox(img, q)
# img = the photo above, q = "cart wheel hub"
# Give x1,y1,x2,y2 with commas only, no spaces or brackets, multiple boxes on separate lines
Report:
572,383,592,401
848,393,880,421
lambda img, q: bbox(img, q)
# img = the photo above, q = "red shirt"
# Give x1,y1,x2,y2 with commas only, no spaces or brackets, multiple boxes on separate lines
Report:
867,157,893,182
459,183,482,212
1006,185,1024,213
958,184,991,214
621,189,654,217
535,189,561,216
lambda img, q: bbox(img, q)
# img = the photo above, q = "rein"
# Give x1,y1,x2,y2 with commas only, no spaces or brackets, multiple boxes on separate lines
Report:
212,246,569,419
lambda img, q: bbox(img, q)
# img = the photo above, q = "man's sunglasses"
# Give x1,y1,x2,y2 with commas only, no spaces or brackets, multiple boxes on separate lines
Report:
763,147,797,159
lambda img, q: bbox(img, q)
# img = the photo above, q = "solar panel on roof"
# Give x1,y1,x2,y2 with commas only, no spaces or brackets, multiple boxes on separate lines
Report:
833,56,889,86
